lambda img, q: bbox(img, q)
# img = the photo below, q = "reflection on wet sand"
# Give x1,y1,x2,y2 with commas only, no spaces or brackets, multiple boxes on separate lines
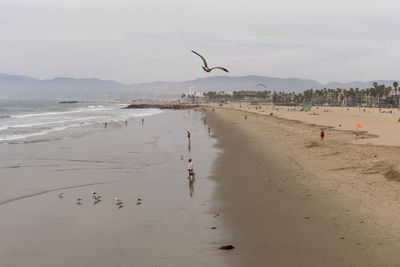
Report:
188,176,195,198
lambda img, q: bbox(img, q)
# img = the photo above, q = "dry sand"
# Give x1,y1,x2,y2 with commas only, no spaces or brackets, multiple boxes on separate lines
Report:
205,104,400,266
228,102,400,146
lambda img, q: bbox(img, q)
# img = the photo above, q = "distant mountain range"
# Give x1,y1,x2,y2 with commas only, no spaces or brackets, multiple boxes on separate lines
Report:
0,73,398,100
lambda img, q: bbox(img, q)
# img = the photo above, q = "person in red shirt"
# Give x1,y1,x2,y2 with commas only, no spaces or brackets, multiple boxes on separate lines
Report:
320,128,325,139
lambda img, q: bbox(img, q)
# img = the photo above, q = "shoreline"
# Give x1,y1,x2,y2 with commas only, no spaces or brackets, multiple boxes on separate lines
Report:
205,105,400,266
0,110,225,267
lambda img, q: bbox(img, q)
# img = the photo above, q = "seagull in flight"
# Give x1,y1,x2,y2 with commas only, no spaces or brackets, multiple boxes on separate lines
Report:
255,83,268,88
191,50,229,73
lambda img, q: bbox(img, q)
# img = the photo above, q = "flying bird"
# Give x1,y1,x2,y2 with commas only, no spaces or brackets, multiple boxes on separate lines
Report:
191,50,229,73
255,83,268,88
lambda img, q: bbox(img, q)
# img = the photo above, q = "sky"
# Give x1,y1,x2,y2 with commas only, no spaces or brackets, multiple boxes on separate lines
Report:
0,0,400,84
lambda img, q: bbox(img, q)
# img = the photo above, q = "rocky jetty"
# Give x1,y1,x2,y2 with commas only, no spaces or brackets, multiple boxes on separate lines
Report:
59,101,79,104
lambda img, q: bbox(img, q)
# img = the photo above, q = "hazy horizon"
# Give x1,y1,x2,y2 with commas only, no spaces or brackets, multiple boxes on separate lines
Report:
1,0,400,84
2,72,399,86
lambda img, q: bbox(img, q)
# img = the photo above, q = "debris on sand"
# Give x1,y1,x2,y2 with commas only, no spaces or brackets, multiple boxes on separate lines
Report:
219,245,235,250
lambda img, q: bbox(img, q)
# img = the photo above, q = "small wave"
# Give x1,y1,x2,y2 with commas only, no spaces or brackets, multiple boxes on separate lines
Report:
88,107,113,112
0,131,50,142
10,106,114,119
11,109,85,118
88,105,107,110
9,116,108,129
129,109,164,118
0,122,93,142
0,125,8,131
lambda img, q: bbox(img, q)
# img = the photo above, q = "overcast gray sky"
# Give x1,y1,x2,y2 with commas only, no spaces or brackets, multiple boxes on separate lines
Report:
0,0,399,84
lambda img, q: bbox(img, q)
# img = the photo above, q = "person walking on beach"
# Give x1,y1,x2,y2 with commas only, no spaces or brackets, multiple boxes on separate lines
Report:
104,122,108,128
187,158,194,179
320,128,325,139
245,114,247,120
187,130,191,150
142,118,144,125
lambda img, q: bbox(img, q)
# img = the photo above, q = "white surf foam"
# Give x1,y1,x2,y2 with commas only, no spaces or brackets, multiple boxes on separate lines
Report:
0,107,163,143
9,116,108,129
11,106,113,119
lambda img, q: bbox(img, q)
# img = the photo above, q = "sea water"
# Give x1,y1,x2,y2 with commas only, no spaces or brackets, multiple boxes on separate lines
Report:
0,100,162,144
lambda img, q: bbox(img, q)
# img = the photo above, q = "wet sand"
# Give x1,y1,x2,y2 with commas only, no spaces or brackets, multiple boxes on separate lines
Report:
206,107,400,266
0,110,226,267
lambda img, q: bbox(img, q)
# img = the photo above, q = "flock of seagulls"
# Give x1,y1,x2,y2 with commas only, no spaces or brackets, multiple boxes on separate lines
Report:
58,191,143,209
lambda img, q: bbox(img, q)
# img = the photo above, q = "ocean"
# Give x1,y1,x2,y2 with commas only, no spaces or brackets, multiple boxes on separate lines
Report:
0,100,162,144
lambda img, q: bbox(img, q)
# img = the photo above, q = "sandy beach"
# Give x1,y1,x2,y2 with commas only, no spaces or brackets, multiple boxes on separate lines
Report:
3,103,400,266
204,103,400,266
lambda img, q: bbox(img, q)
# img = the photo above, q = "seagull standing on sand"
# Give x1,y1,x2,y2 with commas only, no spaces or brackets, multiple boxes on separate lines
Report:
115,197,124,206
116,197,124,209
58,192,63,198
191,50,229,73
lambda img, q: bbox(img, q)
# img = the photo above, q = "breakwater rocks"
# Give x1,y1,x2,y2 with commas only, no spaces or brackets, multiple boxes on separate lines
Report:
123,103,199,109
59,101,79,104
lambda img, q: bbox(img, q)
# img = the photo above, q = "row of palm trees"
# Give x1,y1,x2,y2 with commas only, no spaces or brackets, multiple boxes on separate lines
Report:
201,82,400,107
276,82,399,107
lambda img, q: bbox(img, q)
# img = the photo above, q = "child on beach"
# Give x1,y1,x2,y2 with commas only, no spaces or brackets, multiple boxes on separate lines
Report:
188,158,194,179
320,128,325,139
187,131,191,140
